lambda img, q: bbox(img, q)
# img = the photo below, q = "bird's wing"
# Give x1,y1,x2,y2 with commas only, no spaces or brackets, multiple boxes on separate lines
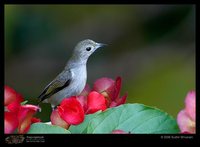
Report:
38,70,72,102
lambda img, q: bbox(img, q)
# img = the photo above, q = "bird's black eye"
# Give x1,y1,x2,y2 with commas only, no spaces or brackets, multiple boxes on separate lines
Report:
86,47,91,51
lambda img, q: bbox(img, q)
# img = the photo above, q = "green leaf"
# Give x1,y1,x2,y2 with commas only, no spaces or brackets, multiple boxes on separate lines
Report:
86,103,179,134
21,100,28,105
69,111,101,133
27,123,71,134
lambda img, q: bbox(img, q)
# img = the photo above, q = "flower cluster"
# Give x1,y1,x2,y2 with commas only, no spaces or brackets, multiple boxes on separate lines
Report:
51,97,85,129
51,77,127,128
4,86,40,134
80,77,128,111
5,77,194,134
177,91,196,134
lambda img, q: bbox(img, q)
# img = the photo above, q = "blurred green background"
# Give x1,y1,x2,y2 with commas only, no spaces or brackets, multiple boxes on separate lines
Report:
5,5,195,121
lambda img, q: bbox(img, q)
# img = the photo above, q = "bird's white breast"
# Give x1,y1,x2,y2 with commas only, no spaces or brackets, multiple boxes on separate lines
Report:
48,65,87,107
70,65,87,94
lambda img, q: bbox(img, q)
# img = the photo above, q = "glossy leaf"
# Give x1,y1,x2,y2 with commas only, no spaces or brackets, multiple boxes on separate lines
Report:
86,104,179,133
69,111,101,133
27,123,71,134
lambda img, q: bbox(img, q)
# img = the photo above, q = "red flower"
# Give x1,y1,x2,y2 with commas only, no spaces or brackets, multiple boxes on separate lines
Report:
86,91,107,114
5,86,23,113
177,91,196,134
18,105,40,134
57,97,84,125
4,86,23,106
51,76,127,128
4,112,19,134
4,85,40,134
75,77,127,115
76,95,88,112
51,109,70,129
185,91,195,121
93,77,115,99
76,91,107,114
93,77,127,107
109,94,127,108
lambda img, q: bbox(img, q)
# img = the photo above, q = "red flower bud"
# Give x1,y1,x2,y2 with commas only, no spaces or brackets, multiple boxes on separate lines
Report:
58,97,84,125
86,91,107,114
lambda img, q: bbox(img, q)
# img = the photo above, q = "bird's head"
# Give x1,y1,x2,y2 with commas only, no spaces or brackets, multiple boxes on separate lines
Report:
73,39,106,61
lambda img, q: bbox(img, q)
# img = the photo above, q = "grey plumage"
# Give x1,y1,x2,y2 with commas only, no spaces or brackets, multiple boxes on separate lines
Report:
38,39,106,108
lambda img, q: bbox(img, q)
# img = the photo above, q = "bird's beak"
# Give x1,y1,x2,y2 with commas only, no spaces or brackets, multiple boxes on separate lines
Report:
96,43,107,48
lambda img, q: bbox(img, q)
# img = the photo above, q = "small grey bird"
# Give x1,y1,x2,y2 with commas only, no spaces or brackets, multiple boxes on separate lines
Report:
38,39,106,108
